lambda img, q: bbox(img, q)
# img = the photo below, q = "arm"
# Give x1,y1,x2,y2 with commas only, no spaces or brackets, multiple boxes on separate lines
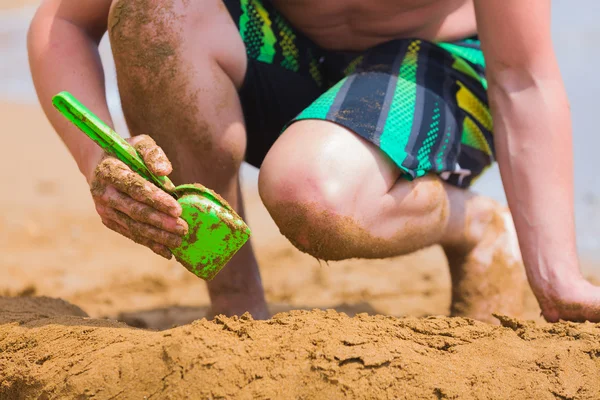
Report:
474,0,600,321
28,0,188,259
28,0,113,181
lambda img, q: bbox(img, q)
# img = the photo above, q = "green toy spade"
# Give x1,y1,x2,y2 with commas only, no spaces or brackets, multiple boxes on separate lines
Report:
52,91,250,281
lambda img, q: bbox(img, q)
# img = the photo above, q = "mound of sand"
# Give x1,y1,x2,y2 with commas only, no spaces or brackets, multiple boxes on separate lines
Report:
3,92,600,399
1,297,599,399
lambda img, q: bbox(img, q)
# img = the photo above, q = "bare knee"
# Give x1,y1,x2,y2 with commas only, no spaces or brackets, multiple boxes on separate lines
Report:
108,0,244,85
108,0,189,77
259,124,449,260
108,0,246,187
260,168,448,260
259,121,390,219
108,0,204,143
258,130,362,259
258,167,357,260
259,147,349,219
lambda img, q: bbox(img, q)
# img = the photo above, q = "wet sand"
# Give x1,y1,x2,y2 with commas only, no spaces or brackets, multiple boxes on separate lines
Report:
2,297,600,399
2,1,600,397
2,100,600,399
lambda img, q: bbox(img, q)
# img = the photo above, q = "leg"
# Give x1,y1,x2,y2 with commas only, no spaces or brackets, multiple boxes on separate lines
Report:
442,195,525,322
259,120,524,322
108,0,268,318
259,120,448,260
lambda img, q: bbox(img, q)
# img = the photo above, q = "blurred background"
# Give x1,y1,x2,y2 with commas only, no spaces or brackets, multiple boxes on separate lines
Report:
1,0,598,326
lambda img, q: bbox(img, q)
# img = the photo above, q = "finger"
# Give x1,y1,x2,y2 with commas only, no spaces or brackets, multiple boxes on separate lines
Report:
95,157,182,217
102,206,183,249
102,218,173,260
129,135,173,176
103,186,188,236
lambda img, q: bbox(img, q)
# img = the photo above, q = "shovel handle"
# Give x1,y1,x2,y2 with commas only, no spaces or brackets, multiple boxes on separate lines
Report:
52,91,175,194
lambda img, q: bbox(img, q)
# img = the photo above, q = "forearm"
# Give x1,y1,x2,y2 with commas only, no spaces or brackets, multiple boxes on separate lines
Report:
489,71,581,304
28,12,112,180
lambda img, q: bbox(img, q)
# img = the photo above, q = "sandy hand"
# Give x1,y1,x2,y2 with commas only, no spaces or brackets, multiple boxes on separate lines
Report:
540,279,600,323
87,135,188,259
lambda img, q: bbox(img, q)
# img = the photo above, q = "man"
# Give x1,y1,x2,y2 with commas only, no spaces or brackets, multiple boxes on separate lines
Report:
28,0,600,323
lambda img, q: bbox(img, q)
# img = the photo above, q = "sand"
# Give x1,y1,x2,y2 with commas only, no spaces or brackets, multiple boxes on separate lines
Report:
2,98,600,398
2,297,600,399
3,1,600,397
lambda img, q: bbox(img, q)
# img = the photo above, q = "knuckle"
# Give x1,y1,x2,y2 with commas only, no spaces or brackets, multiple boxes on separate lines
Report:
96,158,130,183
133,135,157,152
99,156,118,169
104,188,122,208
146,148,162,164
99,190,113,203
95,204,106,215
89,179,106,197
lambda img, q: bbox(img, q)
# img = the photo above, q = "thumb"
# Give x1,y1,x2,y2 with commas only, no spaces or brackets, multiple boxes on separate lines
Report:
129,135,173,176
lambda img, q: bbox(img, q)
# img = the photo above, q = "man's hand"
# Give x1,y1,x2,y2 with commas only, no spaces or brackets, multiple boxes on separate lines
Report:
85,135,188,259
539,279,600,323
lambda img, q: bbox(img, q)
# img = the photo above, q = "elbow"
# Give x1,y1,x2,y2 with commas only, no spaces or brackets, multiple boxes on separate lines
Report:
487,56,564,96
487,64,570,114
487,66,541,97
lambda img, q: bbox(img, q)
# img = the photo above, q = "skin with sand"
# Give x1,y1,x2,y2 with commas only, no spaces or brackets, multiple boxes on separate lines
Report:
26,0,600,325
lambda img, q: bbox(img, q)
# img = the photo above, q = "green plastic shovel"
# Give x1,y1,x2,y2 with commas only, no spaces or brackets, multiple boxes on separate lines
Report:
52,91,250,281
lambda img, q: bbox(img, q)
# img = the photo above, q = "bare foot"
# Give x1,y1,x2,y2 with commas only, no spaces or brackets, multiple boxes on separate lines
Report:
444,198,525,324
207,293,270,320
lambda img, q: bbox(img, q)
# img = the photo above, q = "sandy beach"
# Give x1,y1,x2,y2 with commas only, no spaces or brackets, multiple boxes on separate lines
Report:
2,72,600,400
1,1,600,398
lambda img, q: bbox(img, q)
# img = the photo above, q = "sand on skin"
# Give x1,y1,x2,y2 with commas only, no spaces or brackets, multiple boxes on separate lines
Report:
2,16,600,395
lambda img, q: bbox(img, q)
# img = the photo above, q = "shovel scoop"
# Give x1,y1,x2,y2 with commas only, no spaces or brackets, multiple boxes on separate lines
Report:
52,91,250,280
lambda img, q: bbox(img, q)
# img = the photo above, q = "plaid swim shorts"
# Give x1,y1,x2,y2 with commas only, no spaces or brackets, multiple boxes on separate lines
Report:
227,0,493,188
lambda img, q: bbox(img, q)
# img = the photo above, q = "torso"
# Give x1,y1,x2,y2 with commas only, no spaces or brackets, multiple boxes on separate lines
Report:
271,0,477,51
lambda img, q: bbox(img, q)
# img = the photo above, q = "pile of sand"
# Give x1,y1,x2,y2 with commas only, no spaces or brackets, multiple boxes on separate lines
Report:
2,85,600,398
1,296,599,399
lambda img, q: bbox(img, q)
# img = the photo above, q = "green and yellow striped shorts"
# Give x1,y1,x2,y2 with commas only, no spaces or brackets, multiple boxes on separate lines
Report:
227,0,493,188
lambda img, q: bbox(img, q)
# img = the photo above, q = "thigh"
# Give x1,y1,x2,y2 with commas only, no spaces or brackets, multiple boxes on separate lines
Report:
108,0,250,188
224,0,326,167
291,36,493,189
259,118,450,246
108,0,323,175
260,118,402,217
108,0,248,89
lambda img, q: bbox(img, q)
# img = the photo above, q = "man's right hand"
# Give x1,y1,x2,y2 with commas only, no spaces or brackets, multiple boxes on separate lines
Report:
539,278,600,323
84,135,189,259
